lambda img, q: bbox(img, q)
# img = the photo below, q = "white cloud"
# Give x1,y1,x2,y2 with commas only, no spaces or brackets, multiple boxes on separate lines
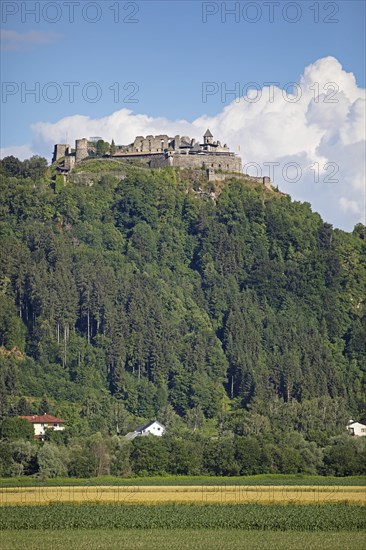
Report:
0,144,35,160
4,56,366,230
0,30,58,51
339,197,362,214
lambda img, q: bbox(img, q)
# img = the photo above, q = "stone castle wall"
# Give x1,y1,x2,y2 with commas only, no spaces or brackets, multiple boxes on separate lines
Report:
132,135,170,153
52,144,70,163
148,155,170,168
246,175,272,189
75,138,89,163
170,154,241,173
64,155,76,171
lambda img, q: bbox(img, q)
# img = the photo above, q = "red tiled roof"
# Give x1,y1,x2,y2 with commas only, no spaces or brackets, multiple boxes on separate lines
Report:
19,414,65,424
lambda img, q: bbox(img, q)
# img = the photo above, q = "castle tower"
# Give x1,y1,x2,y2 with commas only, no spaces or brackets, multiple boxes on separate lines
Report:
64,155,75,171
174,135,181,150
75,138,89,163
203,129,213,145
52,144,69,163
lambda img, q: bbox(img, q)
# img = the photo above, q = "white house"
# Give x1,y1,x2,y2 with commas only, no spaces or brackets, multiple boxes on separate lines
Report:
135,420,165,437
346,419,366,437
125,420,166,440
19,414,65,440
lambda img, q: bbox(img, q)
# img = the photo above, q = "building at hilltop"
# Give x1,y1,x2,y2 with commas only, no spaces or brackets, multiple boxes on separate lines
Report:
52,130,243,181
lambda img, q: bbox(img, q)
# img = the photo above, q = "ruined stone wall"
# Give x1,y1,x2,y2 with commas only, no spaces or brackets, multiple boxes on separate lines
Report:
149,153,242,172
171,154,241,173
75,138,89,163
207,170,228,182
149,155,171,169
64,155,76,171
132,135,170,153
52,144,69,163
246,175,272,189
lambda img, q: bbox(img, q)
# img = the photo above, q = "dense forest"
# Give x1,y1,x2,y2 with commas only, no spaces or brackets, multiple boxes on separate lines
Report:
0,155,365,477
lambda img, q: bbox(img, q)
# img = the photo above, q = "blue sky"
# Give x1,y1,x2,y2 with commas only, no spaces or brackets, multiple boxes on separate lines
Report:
1,1,365,230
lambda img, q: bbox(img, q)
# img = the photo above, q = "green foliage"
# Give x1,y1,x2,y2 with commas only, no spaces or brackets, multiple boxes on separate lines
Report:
322,435,366,476
0,441,12,476
109,139,116,156
109,435,131,476
0,296,27,350
1,155,48,179
96,140,110,157
131,436,169,476
68,446,97,478
55,175,65,192
37,443,67,478
9,440,38,475
0,159,365,477
166,437,203,475
1,156,23,176
22,156,48,180
203,435,239,475
0,417,34,441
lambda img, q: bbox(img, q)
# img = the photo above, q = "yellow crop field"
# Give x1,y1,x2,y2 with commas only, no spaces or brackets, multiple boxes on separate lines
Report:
1,485,365,506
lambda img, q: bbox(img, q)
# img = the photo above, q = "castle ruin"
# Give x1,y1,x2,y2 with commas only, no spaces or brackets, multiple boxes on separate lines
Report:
53,130,244,181
53,130,272,189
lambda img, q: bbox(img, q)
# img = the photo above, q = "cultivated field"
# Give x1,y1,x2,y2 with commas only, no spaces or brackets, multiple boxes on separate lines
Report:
1,503,365,530
1,474,365,487
1,478,364,549
1,490,365,550
1,529,366,550
0,484,365,506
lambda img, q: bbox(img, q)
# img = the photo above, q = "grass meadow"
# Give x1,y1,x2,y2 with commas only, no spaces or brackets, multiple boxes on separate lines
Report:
0,474,365,487
1,529,366,550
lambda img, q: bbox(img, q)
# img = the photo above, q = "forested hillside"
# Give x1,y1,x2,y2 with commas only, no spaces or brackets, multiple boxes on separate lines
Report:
0,156,365,477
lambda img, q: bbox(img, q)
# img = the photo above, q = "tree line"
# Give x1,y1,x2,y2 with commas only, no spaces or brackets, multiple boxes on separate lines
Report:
0,419,365,478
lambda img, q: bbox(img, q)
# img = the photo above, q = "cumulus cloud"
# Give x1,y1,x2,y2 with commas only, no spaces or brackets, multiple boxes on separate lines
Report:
4,56,366,230
339,197,362,214
0,30,58,51
0,144,35,160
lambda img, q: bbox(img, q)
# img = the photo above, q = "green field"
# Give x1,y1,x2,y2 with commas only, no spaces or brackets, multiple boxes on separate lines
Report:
1,529,365,550
1,474,365,487
1,501,365,549
1,503,365,530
